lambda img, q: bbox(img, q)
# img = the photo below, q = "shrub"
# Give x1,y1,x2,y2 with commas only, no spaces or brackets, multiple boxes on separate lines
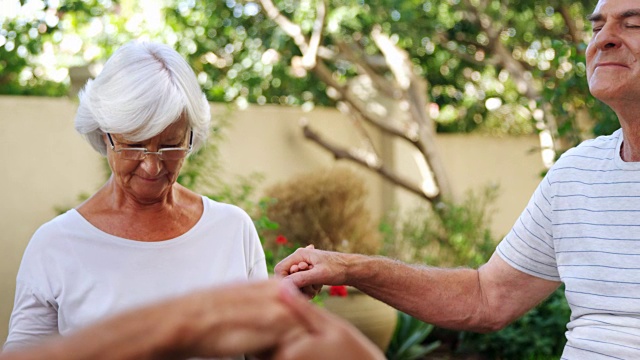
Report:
261,166,381,255
379,185,499,268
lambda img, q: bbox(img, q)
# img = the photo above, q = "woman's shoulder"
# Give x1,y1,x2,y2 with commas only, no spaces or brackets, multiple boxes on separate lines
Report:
32,210,83,238
23,210,84,260
201,196,252,219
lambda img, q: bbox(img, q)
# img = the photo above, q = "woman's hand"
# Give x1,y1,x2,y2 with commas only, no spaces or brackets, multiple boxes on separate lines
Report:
170,280,305,358
272,281,386,360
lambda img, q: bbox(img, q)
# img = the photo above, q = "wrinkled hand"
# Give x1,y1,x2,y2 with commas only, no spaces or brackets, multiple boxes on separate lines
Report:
271,282,386,360
169,280,306,358
274,246,350,298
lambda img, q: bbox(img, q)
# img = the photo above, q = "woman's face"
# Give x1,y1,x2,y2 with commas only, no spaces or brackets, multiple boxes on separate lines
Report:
105,116,190,204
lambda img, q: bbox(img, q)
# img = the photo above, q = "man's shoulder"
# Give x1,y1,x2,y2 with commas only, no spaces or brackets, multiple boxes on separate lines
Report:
558,129,621,160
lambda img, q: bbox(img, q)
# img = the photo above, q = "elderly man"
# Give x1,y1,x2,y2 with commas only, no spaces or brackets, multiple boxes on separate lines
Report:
276,0,640,358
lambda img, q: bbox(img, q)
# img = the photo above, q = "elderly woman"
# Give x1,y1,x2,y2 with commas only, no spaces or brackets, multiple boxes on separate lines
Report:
4,41,268,354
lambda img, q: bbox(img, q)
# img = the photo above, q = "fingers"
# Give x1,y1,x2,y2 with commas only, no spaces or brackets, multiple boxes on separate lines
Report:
289,262,312,274
281,271,313,289
274,281,386,360
278,281,329,334
274,245,315,278
276,246,348,299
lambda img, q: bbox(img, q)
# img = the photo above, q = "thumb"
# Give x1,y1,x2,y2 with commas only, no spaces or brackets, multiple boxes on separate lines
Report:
283,270,320,289
279,281,329,334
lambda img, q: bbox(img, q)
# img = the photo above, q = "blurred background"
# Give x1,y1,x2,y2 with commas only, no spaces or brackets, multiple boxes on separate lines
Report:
0,0,607,358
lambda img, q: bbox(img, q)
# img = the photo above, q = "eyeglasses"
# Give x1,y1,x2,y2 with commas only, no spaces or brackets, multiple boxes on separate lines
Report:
107,130,193,161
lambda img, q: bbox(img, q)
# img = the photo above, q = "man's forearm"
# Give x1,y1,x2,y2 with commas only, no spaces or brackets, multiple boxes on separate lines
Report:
343,253,560,333
343,253,489,331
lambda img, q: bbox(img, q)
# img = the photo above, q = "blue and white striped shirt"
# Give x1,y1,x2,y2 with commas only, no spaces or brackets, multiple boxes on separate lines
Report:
497,129,640,359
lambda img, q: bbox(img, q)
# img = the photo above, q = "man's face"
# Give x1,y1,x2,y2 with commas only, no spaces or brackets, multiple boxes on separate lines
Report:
586,0,640,107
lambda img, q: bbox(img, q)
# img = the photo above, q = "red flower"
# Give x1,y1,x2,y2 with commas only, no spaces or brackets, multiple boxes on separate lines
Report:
275,235,288,245
329,285,348,297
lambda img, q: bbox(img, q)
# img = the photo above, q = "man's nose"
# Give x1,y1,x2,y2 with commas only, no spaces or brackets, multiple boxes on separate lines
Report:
593,24,623,50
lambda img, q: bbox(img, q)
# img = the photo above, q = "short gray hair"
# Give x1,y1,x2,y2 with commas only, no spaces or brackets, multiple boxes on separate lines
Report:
75,41,211,156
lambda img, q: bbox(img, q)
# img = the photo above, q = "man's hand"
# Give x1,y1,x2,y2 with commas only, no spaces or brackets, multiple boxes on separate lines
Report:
274,247,352,298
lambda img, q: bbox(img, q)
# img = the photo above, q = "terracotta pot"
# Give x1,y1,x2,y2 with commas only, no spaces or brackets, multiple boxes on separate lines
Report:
321,286,398,351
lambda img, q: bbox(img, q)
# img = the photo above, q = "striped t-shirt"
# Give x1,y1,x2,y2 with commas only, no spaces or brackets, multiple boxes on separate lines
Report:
497,128,640,359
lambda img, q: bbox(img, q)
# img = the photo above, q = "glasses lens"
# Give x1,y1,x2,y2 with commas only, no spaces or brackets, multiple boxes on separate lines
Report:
118,149,146,160
160,149,189,160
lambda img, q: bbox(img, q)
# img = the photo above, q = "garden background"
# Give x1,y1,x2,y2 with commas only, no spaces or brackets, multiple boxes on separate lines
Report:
0,0,616,358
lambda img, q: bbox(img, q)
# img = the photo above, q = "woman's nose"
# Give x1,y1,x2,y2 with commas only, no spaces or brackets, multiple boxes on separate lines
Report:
140,153,163,176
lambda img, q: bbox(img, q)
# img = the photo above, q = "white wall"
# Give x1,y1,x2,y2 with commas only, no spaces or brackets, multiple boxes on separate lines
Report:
0,96,544,344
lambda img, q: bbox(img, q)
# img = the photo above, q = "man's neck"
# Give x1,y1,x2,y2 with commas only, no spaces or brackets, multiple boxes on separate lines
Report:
620,124,640,162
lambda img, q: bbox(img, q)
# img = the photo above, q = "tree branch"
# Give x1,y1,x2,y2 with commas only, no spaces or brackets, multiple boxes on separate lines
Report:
302,122,439,202
558,4,582,45
260,0,309,53
312,61,408,139
371,25,411,90
301,0,326,68
335,41,397,99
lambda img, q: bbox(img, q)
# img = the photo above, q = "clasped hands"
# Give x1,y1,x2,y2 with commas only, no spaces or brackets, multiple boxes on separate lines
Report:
186,278,383,360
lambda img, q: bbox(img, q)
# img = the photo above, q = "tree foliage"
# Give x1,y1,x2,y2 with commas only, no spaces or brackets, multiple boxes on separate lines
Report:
2,0,618,139
163,0,617,144
1,0,621,200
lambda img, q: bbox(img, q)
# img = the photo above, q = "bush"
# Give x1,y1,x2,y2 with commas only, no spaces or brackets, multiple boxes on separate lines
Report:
380,185,499,268
261,166,381,255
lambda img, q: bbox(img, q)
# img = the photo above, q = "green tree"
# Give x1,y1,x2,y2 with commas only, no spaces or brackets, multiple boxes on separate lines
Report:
163,0,616,205
0,0,169,96
2,0,619,198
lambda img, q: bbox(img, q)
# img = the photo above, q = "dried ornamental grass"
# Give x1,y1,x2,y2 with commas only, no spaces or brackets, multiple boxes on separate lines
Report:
262,167,381,255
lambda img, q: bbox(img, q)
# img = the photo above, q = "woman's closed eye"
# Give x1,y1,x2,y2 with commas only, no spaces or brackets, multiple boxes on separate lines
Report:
121,143,145,148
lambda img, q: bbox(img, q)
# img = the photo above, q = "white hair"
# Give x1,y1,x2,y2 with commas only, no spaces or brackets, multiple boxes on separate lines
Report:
75,41,211,156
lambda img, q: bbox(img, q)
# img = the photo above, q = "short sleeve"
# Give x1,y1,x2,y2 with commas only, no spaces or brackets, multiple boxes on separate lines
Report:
496,173,560,281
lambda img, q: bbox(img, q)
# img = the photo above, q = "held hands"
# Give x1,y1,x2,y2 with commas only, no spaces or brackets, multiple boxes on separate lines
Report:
274,245,350,299
178,279,383,360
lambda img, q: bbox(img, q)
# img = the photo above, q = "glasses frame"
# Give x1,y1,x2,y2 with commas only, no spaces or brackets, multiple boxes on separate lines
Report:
107,129,193,161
